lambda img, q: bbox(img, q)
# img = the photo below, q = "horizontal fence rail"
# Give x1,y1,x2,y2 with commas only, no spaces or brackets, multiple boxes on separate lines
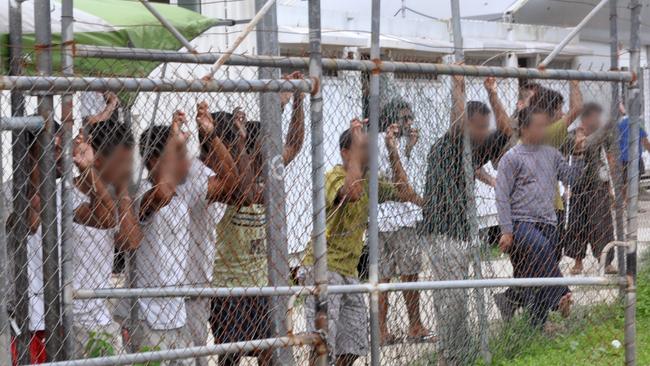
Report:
0,76,314,93
75,45,634,82
38,334,321,366
74,277,623,299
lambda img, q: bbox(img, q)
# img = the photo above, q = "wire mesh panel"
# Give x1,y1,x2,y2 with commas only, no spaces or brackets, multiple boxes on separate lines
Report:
0,42,638,366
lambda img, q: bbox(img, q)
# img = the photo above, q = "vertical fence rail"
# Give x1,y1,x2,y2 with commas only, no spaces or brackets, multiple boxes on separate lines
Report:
8,0,32,364
255,1,293,364
60,0,76,359
450,0,490,363
308,0,329,365
34,0,64,361
608,0,628,300
625,1,642,364
0,105,11,366
367,1,381,365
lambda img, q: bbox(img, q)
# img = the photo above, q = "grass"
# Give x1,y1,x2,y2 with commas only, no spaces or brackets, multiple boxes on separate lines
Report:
412,255,650,365
486,258,650,365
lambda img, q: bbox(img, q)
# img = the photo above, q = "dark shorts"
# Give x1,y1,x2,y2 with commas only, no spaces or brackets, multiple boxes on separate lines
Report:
209,296,273,344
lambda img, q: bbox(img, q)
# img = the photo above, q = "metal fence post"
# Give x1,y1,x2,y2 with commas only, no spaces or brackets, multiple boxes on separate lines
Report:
8,0,32,364
34,0,64,360
451,0,490,363
308,1,329,365
254,1,293,364
625,1,641,364
60,0,76,359
606,0,628,301
0,111,11,366
367,1,381,365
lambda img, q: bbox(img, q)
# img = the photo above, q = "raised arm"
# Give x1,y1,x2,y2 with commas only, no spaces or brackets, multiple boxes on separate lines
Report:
485,77,512,136
336,119,366,203
195,101,241,204
559,80,583,127
385,124,423,205
450,74,466,137
282,71,306,165
113,182,143,251
83,92,119,126
138,111,185,220
72,132,117,229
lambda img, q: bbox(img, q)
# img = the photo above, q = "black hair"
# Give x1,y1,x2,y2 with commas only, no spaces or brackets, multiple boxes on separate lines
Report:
339,128,353,151
529,87,564,116
466,101,491,120
139,125,171,166
582,102,603,118
87,119,134,156
518,106,546,130
246,121,262,155
210,111,237,147
379,97,412,132
518,82,541,100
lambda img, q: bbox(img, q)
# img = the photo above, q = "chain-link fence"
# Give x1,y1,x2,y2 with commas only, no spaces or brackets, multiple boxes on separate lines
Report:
0,0,644,366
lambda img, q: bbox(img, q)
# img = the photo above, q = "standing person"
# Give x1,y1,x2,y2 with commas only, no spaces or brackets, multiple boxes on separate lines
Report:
68,120,141,358
494,81,583,317
495,106,581,328
617,103,650,188
420,75,512,365
376,97,430,344
210,74,305,366
183,102,240,366
5,123,62,364
133,110,236,365
303,119,422,366
561,103,617,275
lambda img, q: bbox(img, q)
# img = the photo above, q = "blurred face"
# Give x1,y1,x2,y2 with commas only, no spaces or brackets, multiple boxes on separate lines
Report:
467,112,491,145
397,108,414,136
521,112,550,145
581,111,602,135
95,146,134,187
341,132,369,171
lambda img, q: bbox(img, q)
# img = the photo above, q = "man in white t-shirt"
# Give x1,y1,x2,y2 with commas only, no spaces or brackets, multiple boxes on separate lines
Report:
5,123,63,364
134,110,238,364
376,98,430,343
69,119,142,358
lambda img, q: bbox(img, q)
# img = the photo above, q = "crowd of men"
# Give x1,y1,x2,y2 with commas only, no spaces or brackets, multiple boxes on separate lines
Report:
4,72,641,366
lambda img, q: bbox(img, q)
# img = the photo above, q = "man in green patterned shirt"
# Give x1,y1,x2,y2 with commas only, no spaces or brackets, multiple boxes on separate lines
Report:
304,118,422,366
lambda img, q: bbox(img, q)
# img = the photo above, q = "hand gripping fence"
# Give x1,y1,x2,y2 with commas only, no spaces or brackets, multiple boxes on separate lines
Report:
0,0,644,365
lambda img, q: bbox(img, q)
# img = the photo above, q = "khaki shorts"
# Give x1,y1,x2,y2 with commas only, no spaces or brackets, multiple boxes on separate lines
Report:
379,227,424,278
304,270,368,358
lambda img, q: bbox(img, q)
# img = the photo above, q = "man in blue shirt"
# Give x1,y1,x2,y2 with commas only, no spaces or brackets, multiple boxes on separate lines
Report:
618,115,650,184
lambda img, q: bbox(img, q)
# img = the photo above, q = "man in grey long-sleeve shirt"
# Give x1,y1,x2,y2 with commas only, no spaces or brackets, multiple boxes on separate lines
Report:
495,106,584,327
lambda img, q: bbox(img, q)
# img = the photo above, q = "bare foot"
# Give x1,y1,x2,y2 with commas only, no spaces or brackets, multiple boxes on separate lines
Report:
570,261,583,275
558,292,573,318
605,265,618,275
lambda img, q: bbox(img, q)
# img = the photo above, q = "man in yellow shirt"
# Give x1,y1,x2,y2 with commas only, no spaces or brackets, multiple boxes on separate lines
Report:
304,118,421,366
